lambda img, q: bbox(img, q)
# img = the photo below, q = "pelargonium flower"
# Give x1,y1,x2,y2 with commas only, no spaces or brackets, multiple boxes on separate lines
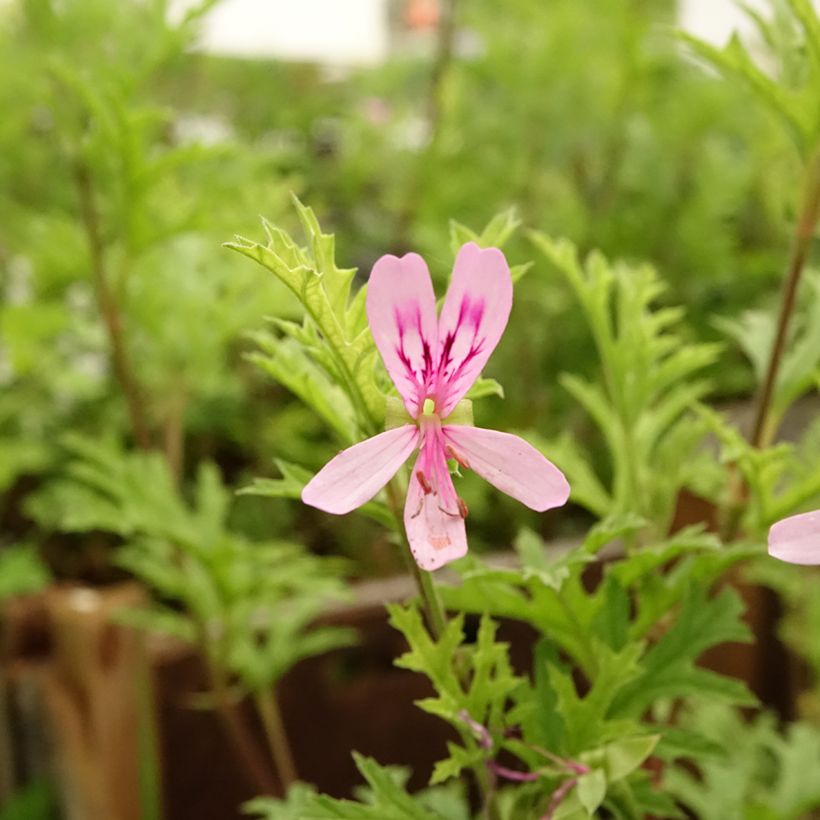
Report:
302,242,570,570
768,509,820,564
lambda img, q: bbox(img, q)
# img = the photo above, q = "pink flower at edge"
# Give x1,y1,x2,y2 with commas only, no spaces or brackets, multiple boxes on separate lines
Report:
302,242,570,571
768,509,820,564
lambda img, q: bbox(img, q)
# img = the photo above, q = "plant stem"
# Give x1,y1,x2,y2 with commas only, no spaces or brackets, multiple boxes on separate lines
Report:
163,384,187,485
393,0,460,250
74,160,153,450
385,479,447,639
458,731,501,820
384,486,498,817
722,149,820,540
425,0,459,131
255,688,298,793
135,635,163,820
204,653,277,795
749,149,820,450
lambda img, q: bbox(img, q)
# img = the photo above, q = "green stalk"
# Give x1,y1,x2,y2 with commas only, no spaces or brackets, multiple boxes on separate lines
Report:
254,688,298,793
384,481,500,818
385,479,447,639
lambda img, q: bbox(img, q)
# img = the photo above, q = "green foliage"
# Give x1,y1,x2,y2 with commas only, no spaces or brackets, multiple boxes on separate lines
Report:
530,235,720,532
666,703,820,820
0,0,296,555
717,272,820,442
29,435,353,692
0,781,55,820
680,0,820,156
2,0,818,816
245,755,470,820
0,546,50,603
388,605,520,785
227,199,382,436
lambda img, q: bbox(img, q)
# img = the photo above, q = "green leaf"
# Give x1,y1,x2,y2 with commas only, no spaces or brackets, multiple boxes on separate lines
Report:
678,31,809,152
0,546,50,602
575,769,606,815
430,743,482,786
248,332,357,443
612,588,755,717
227,200,382,429
601,734,660,782
449,208,520,256
465,377,505,401
590,575,630,651
548,641,645,754
239,461,395,531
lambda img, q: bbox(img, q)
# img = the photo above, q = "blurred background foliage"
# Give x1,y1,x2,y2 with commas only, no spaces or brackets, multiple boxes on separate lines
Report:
0,0,805,579
5,0,820,817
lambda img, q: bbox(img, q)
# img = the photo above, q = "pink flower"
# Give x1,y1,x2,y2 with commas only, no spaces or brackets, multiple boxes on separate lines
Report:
301,242,570,571
768,509,820,564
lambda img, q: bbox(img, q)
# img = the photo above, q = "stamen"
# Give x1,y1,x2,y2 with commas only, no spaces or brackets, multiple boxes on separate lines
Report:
422,397,436,416
457,497,469,519
445,445,471,470
416,470,433,495
438,503,462,518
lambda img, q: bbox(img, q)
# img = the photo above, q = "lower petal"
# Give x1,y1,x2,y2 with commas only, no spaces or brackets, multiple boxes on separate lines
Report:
404,452,467,571
769,510,820,565
302,425,418,515
443,425,570,512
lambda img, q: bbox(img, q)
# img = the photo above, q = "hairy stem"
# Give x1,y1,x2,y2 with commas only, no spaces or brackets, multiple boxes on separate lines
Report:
385,479,447,639
74,161,153,450
750,149,820,449
204,652,277,795
255,688,298,793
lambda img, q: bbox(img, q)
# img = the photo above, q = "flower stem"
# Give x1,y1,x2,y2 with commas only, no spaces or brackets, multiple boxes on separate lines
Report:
255,688,298,793
749,148,820,450
385,479,447,639
722,148,820,539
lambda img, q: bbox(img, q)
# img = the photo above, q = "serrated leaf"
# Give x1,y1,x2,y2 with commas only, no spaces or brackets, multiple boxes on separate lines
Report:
612,588,755,717
430,743,481,786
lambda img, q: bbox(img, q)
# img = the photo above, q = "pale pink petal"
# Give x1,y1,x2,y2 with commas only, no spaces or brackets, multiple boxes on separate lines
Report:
302,425,419,514
366,252,438,416
768,510,820,564
434,243,513,417
404,433,467,571
443,426,570,512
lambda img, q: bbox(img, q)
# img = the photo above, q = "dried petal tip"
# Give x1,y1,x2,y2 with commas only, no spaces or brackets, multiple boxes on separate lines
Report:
768,509,820,565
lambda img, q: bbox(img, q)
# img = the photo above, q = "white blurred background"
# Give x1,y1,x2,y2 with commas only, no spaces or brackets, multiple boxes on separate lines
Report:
169,0,820,64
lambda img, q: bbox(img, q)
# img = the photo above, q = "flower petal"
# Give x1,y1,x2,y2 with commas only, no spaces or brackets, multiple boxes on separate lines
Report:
435,243,513,417
302,425,419,514
404,441,467,571
443,425,570,512
768,510,820,564
366,252,438,416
